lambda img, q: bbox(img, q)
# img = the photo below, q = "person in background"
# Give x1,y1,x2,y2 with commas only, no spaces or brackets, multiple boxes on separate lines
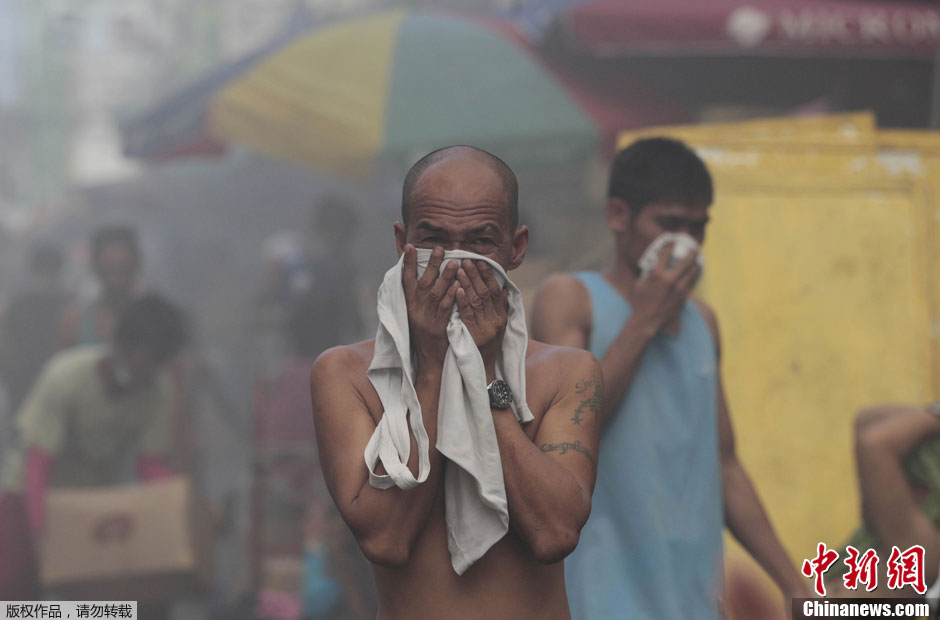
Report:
253,197,366,383
298,196,364,348
59,224,195,473
59,225,142,348
852,402,940,613
531,137,807,619
0,294,186,612
255,298,376,620
0,243,70,438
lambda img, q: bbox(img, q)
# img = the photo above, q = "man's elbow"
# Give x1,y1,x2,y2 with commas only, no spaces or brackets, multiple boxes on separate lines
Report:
531,525,581,564
357,529,412,568
855,423,892,457
530,502,590,564
854,406,889,435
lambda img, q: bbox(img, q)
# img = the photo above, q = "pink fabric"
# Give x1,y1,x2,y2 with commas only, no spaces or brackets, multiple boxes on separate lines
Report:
24,446,52,535
255,588,302,620
137,454,174,481
0,493,41,599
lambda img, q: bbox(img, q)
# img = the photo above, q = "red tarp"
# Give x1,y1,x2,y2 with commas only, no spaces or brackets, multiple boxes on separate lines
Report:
558,0,940,57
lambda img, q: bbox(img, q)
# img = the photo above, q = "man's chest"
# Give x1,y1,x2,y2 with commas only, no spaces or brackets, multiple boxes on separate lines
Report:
359,374,550,442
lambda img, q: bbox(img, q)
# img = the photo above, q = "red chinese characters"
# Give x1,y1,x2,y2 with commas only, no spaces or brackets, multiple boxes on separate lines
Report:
886,545,926,595
802,542,840,596
801,543,928,596
842,546,879,592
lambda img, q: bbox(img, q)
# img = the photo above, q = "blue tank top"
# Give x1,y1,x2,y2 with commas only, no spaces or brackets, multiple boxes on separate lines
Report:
565,271,724,620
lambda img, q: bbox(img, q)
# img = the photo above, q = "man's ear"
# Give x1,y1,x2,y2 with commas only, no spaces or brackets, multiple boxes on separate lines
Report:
606,197,633,234
394,222,407,256
507,225,529,271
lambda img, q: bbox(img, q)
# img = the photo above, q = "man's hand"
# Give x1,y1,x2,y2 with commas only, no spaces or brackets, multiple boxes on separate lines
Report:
632,242,701,335
403,245,459,370
455,259,509,379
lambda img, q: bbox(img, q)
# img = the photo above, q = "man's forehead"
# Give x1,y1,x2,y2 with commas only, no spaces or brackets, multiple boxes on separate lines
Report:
645,201,711,218
413,218,503,234
410,158,510,218
408,202,512,235
413,155,505,195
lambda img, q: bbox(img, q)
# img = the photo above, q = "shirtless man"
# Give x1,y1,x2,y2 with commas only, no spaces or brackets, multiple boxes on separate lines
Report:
310,146,602,620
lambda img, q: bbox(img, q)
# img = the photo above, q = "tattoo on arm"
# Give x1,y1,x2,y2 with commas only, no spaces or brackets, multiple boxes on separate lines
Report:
540,440,595,466
571,371,603,425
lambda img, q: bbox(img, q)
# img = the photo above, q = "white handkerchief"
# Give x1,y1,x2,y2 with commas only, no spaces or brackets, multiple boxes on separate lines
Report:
364,248,532,574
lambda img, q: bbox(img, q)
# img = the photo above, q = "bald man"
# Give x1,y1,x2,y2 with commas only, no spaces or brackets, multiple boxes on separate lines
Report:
310,146,603,620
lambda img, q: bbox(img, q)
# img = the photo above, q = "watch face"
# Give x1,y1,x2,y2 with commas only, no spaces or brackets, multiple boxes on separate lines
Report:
489,380,513,409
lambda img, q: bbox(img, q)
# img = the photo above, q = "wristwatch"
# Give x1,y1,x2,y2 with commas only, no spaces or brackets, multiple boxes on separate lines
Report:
487,379,513,409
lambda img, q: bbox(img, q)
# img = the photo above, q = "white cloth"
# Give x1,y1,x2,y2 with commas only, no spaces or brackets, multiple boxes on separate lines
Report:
364,248,533,574
637,231,704,278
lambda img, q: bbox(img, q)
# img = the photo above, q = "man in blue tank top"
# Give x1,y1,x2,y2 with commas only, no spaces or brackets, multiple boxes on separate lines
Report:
532,138,807,619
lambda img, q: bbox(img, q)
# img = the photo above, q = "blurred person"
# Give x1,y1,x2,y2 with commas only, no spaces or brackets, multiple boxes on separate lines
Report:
531,137,807,620
255,298,376,620
850,402,940,613
0,294,186,612
724,562,788,620
0,244,70,434
58,225,142,348
253,197,366,383
299,195,365,347
58,225,194,473
310,146,603,619
254,231,308,382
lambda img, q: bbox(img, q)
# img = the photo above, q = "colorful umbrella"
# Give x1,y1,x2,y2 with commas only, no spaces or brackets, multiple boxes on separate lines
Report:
125,8,686,176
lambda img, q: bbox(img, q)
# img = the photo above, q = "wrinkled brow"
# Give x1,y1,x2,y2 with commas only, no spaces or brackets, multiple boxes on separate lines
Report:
414,222,503,236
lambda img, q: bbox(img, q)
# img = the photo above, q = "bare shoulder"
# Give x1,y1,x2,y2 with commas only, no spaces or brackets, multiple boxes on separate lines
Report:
526,340,601,399
310,340,374,382
530,273,593,346
533,273,590,316
526,339,596,368
535,272,589,296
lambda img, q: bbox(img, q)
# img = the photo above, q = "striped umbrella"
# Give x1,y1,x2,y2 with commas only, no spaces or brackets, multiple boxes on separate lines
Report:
125,9,686,177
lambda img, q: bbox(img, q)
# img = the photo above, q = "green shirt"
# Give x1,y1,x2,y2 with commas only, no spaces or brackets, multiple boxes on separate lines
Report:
1,345,174,490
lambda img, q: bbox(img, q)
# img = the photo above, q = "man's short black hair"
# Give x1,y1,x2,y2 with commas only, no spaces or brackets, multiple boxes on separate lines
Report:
608,137,713,213
91,225,140,264
401,145,519,229
114,294,187,364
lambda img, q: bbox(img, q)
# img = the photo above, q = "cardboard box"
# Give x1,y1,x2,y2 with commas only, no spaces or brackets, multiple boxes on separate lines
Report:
41,477,213,602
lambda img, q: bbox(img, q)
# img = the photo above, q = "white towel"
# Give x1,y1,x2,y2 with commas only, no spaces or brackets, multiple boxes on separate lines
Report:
364,248,533,574
637,231,704,278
